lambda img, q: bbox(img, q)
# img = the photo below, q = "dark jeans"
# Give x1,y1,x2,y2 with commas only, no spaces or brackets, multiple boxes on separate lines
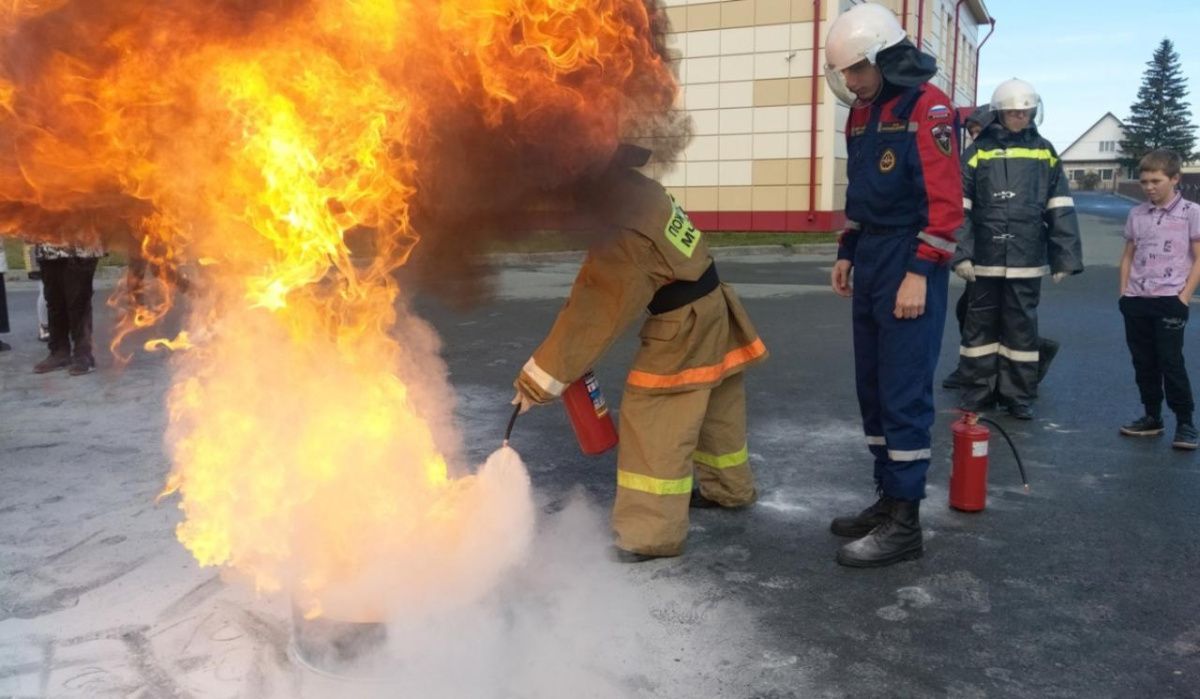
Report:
1120,295,1194,421
40,257,99,359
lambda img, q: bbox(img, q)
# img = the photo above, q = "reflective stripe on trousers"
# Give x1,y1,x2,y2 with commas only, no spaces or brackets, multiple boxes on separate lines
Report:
851,231,947,501
613,372,756,556
958,277,1042,403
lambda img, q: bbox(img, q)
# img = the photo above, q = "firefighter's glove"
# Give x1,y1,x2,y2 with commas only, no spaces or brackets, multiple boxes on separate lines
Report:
954,260,976,283
1052,271,1069,284
511,374,551,415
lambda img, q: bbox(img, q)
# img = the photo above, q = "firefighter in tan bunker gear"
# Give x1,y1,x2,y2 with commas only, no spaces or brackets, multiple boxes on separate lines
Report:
513,159,768,561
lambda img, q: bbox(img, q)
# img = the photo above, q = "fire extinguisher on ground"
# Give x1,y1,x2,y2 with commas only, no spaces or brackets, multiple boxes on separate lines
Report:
949,412,1029,512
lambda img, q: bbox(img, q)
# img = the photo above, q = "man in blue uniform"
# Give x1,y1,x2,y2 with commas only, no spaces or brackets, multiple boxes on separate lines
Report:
823,4,964,567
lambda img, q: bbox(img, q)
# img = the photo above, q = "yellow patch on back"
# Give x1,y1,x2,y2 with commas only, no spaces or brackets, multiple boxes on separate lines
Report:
665,198,701,258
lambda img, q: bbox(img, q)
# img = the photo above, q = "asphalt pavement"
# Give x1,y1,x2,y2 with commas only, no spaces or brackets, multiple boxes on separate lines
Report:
1,201,1197,698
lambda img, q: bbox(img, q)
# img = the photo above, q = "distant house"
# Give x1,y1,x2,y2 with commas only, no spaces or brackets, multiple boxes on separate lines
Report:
1060,112,1126,192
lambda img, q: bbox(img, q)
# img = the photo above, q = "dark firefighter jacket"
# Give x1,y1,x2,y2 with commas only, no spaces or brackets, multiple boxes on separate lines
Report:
952,122,1084,278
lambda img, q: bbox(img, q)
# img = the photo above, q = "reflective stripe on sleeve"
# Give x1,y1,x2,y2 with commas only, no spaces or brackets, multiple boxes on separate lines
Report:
973,265,1050,279
999,345,1040,362
617,470,693,496
917,231,956,253
627,338,767,390
960,342,1000,358
888,448,932,461
694,445,750,469
1047,196,1075,209
522,358,567,397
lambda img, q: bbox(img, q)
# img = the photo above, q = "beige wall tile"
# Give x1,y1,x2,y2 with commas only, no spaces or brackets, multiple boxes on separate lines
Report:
687,161,720,187
752,159,789,185
752,185,788,210
689,186,720,210
789,0,813,22
720,0,755,28
754,24,791,52
719,107,754,134
789,22,815,51
688,29,721,57
753,78,790,107
665,6,687,34
754,52,791,80
720,27,756,54
755,0,790,25
786,185,814,210
788,77,821,105
688,3,722,32
720,134,754,160
666,187,687,209
752,132,788,160
718,186,753,211
719,80,754,108
787,158,818,185
753,105,789,132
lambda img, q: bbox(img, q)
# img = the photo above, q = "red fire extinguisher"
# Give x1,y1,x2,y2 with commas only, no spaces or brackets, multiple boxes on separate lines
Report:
561,370,619,455
949,412,1029,512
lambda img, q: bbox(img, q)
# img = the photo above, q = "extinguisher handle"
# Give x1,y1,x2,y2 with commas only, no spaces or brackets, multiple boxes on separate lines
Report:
502,403,520,446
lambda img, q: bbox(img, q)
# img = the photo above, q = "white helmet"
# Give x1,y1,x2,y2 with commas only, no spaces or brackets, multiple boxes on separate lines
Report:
823,3,908,105
990,78,1043,125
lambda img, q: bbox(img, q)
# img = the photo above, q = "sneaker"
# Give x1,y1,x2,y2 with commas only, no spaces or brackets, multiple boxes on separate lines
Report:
68,354,96,376
1172,423,1198,450
33,352,72,374
1120,415,1165,437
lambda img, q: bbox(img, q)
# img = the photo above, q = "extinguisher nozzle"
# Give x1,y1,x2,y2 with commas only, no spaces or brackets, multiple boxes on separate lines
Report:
503,403,521,446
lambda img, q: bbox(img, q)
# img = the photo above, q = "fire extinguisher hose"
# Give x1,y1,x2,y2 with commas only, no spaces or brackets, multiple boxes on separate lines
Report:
977,416,1030,493
502,403,521,446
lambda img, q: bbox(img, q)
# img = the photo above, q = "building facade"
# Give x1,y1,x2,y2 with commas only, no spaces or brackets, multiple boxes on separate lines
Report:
1059,112,1127,192
647,0,993,232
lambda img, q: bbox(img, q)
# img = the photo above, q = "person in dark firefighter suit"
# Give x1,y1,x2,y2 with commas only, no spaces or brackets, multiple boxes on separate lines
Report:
823,3,963,568
952,78,1084,420
942,104,1061,391
511,145,768,563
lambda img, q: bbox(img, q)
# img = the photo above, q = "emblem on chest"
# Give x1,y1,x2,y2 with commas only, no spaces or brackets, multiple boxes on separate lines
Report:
879,148,897,173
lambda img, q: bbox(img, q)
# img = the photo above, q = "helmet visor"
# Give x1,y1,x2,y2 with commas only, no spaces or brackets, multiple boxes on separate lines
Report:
824,64,859,107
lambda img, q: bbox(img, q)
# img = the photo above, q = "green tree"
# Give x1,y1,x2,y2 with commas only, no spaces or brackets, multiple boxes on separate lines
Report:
1119,38,1197,168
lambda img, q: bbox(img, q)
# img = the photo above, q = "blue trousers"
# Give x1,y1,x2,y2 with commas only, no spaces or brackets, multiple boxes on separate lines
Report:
851,231,948,501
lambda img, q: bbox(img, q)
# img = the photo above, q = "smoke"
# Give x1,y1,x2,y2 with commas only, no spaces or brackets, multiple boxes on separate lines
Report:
291,488,764,699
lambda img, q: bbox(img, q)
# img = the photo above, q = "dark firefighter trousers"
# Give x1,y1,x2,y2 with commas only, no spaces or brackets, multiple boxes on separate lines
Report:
959,276,1041,405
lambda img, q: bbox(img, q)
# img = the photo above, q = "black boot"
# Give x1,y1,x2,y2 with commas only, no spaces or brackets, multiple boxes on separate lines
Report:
836,499,923,568
941,366,966,390
1036,338,1060,384
829,494,893,538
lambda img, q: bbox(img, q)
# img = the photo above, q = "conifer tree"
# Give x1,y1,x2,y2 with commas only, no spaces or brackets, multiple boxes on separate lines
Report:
1120,38,1197,168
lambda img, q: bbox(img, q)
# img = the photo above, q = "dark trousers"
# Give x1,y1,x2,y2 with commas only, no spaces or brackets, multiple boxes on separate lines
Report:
40,257,99,359
1120,296,1194,421
959,277,1042,404
851,231,948,501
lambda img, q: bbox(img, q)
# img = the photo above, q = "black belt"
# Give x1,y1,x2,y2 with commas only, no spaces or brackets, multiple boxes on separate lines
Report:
647,263,720,315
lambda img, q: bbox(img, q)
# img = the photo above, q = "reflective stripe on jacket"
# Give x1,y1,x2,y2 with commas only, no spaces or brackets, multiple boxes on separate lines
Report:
520,171,766,399
953,124,1084,277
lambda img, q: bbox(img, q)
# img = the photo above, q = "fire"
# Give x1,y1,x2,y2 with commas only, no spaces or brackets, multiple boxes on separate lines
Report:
0,0,682,619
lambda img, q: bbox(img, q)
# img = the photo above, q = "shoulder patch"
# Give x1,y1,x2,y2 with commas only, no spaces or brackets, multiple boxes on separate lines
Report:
930,123,954,156
927,104,951,121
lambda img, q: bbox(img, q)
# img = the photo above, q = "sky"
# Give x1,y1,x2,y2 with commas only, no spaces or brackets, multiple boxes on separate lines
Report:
975,0,1200,151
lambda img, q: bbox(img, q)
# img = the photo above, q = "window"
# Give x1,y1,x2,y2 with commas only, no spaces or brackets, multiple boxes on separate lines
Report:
1101,169,1113,180
1071,169,1084,181
1099,141,1117,153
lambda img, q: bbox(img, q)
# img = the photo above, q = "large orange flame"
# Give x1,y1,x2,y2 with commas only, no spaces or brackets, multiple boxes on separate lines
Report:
0,0,681,618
